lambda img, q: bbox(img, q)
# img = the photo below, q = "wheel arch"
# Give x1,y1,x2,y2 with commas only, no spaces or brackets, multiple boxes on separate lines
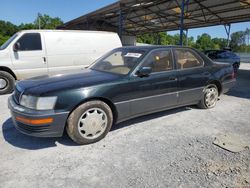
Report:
207,80,222,95
68,97,118,124
0,66,17,80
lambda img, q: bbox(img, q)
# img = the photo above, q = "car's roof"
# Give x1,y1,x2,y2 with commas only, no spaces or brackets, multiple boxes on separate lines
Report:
18,30,117,35
117,45,195,51
205,49,234,53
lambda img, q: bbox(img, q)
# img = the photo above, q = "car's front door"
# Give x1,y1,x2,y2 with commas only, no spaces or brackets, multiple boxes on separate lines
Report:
173,48,211,105
10,33,48,79
128,48,178,116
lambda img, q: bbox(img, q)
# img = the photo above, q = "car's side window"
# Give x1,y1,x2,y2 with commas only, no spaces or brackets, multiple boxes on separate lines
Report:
142,49,173,73
16,33,42,51
174,49,203,70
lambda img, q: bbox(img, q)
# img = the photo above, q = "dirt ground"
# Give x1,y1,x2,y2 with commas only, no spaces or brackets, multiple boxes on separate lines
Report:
0,64,249,188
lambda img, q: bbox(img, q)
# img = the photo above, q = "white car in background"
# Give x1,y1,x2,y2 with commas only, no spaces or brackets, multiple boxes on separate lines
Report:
0,30,122,94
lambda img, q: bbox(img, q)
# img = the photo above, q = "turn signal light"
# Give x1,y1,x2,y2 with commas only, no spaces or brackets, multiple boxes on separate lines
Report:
16,116,53,125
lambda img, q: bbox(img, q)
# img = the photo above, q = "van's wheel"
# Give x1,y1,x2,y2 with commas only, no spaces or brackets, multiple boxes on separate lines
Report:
0,71,15,95
66,100,113,145
198,84,218,109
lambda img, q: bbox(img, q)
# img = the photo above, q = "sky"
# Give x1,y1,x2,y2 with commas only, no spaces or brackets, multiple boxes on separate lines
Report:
0,0,249,40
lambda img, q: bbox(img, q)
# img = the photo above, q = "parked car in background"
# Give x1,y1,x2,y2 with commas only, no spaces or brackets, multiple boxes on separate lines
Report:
9,46,236,145
204,50,240,72
0,30,122,94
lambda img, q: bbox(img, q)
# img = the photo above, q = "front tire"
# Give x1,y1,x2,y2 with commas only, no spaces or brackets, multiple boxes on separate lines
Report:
66,100,113,145
0,71,15,95
198,84,218,109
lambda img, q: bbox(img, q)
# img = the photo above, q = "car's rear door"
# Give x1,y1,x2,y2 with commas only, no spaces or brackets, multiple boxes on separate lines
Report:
173,48,211,105
128,48,178,116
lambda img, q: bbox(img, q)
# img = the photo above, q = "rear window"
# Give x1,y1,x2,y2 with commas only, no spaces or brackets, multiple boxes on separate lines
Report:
174,49,203,69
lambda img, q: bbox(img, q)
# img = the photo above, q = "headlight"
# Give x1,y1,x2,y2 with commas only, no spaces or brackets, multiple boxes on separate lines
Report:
20,95,57,110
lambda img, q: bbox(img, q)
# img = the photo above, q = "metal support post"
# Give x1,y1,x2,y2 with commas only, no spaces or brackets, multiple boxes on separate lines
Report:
179,0,189,46
118,9,123,40
186,29,188,46
179,0,185,46
224,24,231,47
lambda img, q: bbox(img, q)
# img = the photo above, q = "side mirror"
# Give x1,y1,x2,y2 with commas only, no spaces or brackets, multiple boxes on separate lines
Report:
136,67,152,77
13,42,20,52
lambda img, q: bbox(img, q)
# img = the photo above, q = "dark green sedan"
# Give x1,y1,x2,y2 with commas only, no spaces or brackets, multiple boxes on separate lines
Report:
8,46,236,144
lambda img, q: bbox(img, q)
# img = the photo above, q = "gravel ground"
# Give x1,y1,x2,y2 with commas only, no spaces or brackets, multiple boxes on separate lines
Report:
0,64,250,188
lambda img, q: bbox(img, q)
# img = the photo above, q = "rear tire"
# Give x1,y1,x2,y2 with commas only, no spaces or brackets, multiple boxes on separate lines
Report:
66,100,113,145
198,84,218,109
233,63,239,73
0,71,15,95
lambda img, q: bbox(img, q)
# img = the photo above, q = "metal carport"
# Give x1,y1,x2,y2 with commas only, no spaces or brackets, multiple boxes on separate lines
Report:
58,0,250,45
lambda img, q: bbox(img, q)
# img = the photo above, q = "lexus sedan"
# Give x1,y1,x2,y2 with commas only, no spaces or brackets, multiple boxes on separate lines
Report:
204,50,240,72
9,46,236,144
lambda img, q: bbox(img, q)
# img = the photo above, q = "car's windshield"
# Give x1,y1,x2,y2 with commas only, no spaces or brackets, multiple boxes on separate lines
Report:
90,48,147,75
0,33,18,50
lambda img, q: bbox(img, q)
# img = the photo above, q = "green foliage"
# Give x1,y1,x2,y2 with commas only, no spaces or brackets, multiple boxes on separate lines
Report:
137,29,250,52
0,20,18,36
34,14,63,29
229,29,250,52
18,23,36,30
0,14,63,46
194,33,216,50
212,38,227,49
0,33,10,46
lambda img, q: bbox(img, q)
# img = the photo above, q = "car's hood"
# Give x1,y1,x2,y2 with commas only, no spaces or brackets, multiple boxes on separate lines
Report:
17,69,122,95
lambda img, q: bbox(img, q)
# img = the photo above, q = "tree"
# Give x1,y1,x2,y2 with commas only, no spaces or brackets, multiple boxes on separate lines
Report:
137,32,194,46
0,14,64,45
0,20,18,36
34,14,63,29
18,23,36,30
212,38,227,49
0,33,10,46
230,31,245,51
194,33,215,51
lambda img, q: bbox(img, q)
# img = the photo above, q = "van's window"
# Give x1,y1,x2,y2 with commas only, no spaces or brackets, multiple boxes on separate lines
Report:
174,49,203,69
17,33,42,51
0,33,18,50
91,48,147,75
142,49,173,73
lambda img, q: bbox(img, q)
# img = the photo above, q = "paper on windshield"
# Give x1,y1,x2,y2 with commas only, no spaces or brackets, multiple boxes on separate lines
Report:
124,53,142,58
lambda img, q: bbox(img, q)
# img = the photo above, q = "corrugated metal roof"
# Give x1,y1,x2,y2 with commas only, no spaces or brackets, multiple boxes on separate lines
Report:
59,0,250,35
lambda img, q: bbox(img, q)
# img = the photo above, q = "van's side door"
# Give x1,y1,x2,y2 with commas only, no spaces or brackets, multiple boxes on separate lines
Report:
10,33,48,79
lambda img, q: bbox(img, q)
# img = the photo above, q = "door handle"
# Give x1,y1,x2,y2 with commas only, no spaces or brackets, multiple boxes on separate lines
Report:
43,57,47,63
202,72,210,76
169,77,177,81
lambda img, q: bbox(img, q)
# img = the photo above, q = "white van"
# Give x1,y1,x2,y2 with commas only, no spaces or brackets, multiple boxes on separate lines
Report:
0,30,122,94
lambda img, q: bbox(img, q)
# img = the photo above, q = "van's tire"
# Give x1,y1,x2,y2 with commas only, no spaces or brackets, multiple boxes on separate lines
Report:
198,84,218,109
0,71,15,95
66,100,113,145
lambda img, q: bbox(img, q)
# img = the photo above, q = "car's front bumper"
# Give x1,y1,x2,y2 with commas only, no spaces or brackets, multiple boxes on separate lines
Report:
8,96,69,137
